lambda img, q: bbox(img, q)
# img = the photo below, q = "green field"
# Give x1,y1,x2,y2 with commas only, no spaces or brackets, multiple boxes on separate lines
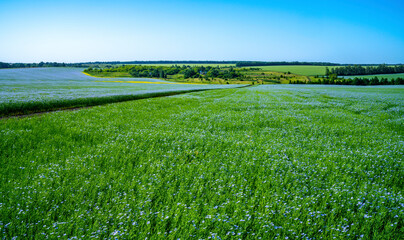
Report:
1,85,403,239
256,65,340,76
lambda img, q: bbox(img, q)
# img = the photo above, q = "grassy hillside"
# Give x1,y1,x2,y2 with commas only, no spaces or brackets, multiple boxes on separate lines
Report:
256,65,340,76
1,85,403,239
83,71,133,78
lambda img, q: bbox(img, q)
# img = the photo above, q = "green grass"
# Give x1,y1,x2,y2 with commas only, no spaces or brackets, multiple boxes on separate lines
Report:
1,85,403,239
85,71,133,78
255,65,341,76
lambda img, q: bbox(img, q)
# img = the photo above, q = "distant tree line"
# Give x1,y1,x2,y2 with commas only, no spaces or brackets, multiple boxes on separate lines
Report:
0,61,238,69
179,66,241,79
0,62,86,69
236,61,340,67
85,65,242,80
81,61,238,65
328,64,404,76
291,76,404,85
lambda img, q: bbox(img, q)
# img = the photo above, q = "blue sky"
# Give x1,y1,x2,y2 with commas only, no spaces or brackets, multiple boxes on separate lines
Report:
0,0,403,63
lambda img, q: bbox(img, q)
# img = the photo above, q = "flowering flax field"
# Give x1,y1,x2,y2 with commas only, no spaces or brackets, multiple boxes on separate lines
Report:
0,68,237,116
1,84,403,239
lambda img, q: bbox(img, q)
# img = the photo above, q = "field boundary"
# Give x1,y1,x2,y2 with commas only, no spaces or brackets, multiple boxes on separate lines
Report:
1,84,252,119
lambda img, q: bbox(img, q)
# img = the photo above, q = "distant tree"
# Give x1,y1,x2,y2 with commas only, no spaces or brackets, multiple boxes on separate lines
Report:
325,67,330,76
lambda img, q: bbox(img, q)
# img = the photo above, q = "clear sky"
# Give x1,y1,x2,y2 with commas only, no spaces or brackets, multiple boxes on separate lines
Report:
0,0,403,63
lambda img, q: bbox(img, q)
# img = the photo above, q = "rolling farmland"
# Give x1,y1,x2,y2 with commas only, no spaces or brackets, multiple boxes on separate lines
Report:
2,0,404,238
1,82,403,239
254,66,338,76
0,68,240,116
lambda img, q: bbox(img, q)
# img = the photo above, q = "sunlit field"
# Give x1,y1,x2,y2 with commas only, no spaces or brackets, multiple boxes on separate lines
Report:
254,66,339,76
0,68,240,116
1,85,403,239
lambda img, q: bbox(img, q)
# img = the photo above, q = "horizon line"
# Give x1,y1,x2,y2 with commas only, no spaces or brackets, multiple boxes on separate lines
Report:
1,60,403,65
